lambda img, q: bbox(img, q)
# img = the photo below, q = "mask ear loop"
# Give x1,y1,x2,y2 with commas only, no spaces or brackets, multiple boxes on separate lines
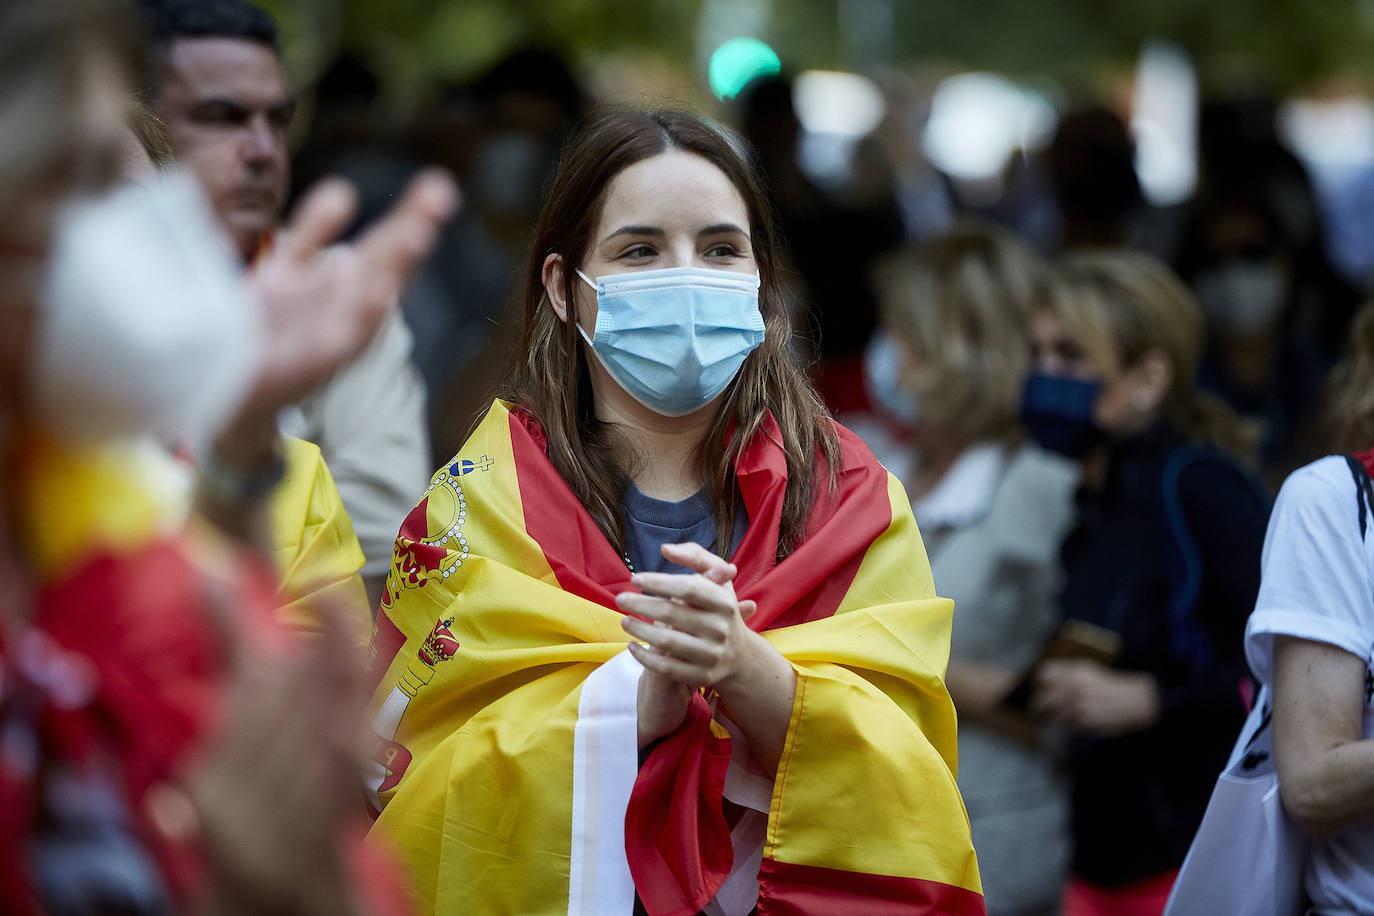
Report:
570,268,599,344
565,268,641,402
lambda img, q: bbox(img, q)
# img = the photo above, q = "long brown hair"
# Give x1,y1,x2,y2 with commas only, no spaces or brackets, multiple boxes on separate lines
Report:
502,107,839,561
1052,249,1259,461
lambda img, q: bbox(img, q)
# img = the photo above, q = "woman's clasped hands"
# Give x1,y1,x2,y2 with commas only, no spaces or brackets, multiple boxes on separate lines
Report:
615,542,771,748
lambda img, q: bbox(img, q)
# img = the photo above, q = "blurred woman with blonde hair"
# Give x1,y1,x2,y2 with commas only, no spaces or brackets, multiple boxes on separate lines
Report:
1023,249,1269,916
873,222,1078,916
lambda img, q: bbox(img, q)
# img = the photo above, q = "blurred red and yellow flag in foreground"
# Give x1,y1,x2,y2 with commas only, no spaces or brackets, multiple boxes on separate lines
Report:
365,400,984,916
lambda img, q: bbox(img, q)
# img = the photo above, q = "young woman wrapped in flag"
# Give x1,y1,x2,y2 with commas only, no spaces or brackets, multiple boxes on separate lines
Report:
364,108,985,916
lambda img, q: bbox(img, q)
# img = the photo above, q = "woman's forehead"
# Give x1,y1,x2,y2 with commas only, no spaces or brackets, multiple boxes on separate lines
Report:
594,150,749,237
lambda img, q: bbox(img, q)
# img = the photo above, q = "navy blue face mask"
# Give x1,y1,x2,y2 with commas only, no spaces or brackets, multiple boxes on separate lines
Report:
1020,372,1105,459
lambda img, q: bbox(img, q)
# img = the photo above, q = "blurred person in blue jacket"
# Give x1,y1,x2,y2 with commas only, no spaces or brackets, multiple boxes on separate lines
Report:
1024,250,1268,916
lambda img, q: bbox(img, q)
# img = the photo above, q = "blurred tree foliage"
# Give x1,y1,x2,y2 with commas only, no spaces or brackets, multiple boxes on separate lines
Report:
255,0,1374,99
888,0,1373,91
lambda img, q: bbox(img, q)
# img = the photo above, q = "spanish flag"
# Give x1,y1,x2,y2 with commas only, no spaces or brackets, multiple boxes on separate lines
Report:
268,436,371,642
365,400,983,915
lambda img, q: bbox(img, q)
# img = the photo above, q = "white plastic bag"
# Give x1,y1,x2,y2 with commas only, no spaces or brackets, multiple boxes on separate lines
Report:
1164,685,1308,916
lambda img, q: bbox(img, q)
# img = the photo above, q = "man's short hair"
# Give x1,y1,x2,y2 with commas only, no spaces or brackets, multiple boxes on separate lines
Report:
138,0,280,97
140,0,279,48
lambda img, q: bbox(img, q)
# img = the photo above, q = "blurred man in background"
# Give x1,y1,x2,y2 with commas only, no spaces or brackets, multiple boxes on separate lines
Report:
140,0,432,607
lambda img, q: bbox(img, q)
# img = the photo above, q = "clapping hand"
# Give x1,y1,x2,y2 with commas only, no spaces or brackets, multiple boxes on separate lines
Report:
616,543,760,748
216,170,456,469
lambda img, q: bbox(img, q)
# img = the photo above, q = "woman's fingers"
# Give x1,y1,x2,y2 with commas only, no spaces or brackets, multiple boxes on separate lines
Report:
616,591,730,639
660,541,733,577
618,543,755,687
627,640,709,686
704,562,737,586
622,617,719,668
629,570,735,613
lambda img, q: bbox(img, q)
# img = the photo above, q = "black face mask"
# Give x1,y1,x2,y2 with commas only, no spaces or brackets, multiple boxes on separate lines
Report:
1020,372,1106,459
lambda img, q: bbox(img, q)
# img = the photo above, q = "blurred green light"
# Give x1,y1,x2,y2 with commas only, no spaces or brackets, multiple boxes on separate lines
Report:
709,37,781,101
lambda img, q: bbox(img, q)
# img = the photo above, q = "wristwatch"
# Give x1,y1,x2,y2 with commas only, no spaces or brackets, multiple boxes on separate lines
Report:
197,443,286,505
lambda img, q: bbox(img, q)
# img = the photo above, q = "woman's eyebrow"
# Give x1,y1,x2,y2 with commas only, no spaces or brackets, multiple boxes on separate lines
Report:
601,225,664,243
698,222,749,238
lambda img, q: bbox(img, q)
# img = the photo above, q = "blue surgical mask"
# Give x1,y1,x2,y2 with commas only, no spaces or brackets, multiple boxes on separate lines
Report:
575,266,765,417
863,329,920,427
1020,372,1105,459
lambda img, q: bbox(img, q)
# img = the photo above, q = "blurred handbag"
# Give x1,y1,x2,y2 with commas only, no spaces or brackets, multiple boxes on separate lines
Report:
1163,683,1308,916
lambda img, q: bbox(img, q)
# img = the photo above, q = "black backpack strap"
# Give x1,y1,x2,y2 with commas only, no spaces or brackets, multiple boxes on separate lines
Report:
1345,455,1374,540
1160,444,1270,672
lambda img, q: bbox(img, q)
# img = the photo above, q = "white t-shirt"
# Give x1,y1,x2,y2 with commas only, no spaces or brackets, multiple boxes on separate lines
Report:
1245,455,1374,911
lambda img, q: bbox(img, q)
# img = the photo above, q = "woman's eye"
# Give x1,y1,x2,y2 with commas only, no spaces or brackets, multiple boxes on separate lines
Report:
1058,342,1086,362
707,244,740,258
622,245,655,259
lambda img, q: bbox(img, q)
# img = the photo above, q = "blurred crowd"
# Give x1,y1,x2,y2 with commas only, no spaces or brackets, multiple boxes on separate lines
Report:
5,0,1374,914
286,49,1367,490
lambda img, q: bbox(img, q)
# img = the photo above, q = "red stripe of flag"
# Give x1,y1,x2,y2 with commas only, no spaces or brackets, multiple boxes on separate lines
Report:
508,410,636,609
733,420,892,629
757,858,986,916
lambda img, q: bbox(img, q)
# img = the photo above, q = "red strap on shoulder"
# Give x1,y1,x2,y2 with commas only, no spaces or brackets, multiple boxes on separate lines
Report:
1357,447,1374,481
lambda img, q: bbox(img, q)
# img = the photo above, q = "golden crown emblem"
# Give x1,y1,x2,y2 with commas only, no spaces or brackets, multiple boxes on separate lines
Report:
417,616,459,668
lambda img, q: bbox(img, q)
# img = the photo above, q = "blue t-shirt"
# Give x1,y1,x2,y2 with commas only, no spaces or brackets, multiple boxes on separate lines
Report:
620,481,749,575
